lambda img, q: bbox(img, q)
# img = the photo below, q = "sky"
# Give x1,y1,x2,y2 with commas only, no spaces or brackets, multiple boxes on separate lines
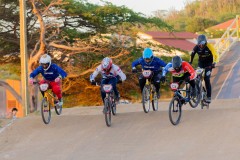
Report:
87,0,194,16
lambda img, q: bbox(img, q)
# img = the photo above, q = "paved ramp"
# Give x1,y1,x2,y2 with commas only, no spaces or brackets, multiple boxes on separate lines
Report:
212,42,240,99
0,99,240,160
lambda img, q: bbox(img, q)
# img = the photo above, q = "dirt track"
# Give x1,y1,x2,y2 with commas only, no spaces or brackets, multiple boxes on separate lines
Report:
0,99,240,160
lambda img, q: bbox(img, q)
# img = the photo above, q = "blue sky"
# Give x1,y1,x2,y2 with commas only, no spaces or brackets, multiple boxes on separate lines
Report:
87,0,194,16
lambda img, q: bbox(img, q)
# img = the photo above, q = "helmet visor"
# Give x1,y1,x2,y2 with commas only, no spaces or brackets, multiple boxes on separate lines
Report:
144,58,151,63
174,67,181,72
41,63,49,69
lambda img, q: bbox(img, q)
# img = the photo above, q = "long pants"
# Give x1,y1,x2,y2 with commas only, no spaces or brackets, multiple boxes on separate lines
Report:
199,62,212,97
40,80,62,99
100,77,119,102
139,72,161,93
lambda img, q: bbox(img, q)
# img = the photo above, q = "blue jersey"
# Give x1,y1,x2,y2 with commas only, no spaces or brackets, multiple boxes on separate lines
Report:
30,63,67,81
132,57,166,72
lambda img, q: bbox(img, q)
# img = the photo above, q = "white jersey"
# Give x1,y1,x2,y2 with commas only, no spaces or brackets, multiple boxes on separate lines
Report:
90,64,126,81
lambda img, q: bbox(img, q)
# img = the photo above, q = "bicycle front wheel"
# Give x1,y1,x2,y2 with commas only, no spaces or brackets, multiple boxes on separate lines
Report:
169,96,182,125
55,104,62,115
142,86,151,113
41,97,51,124
152,89,158,111
104,98,111,127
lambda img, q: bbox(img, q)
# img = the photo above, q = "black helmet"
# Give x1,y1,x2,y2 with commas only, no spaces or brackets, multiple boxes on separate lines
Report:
197,34,207,49
172,56,182,72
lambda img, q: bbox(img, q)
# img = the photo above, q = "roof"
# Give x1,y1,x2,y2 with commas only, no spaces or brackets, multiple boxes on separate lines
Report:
154,39,196,51
144,31,198,39
207,18,240,30
141,31,197,51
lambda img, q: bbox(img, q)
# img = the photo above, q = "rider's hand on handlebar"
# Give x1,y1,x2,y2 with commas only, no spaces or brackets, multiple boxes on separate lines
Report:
55,77,61,83
211,63,216,69
117,80,122,84
29,77,34,85
91,80,96,85
185,76,190,82
160,76,166,83
132,67,137,73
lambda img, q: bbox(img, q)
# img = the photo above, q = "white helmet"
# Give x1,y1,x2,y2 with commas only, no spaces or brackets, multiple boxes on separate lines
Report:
39,54,51,71
101,57,112,72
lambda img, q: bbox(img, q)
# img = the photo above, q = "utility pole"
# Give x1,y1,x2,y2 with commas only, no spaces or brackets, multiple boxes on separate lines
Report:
19,0,29,116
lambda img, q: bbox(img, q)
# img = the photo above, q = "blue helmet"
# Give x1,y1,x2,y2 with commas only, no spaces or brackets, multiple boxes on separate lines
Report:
143,48,153,59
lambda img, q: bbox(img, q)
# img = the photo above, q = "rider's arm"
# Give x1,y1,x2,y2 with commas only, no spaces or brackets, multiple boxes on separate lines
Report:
113,65,126,81
207,43,219,63
189,46,197,64
157,58,167,67
55,64,67,78
90,65,101,81
29,66,41,78
182,62,197,80
162,63,172,76
131,58,141,68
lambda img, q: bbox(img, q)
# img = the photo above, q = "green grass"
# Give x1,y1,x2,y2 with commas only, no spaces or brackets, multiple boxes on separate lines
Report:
0,63,21,80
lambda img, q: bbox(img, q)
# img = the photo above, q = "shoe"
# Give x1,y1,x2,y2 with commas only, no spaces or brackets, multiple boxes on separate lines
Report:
55,98,63,106
205,97,211,103
157,92,160,99
115,94,120,103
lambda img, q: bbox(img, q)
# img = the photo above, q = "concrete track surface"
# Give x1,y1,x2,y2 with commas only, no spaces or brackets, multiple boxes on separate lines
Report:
0,99,240,160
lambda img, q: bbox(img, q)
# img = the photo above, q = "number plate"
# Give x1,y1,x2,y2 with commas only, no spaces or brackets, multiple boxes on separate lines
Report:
103,84,113,93
170,82,179,91
142,70,152,78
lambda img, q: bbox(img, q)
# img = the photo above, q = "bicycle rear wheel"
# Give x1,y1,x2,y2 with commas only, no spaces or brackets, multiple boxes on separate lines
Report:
169,96,182,125
104,98,111,127
41,97,51,124
201,87,209,109
152,90,158,111
142,86,151,113
189,80,201,108
55,104,62,115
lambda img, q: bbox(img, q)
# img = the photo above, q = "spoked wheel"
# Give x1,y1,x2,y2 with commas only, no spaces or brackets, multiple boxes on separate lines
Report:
55,104,62,115
111,100,117,116
201,87,209,109
152,90,158,111
169,96,182,125
104,98,111,127
189,81,201,108
142,86,151,113
41,97,51,124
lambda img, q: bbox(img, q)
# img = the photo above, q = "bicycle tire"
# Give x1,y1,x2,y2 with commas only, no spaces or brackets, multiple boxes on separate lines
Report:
142,86,151,113
189,80,201,108
169,96,182,125
111,101,117,115
54,104,62,115
104,98,111,127
41,97,51,124
152,90,158,111
201,87,209,109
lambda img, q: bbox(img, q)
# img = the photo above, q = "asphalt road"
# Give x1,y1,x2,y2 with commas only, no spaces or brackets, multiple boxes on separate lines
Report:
0,99,240,160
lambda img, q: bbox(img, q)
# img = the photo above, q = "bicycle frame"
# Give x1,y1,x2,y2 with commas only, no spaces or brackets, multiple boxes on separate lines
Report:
170,81,191,104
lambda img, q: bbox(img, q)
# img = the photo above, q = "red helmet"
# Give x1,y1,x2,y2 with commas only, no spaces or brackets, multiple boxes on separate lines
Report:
101,57,112,72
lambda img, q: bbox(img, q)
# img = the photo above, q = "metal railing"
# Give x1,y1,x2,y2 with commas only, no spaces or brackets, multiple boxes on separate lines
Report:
214,15,239,58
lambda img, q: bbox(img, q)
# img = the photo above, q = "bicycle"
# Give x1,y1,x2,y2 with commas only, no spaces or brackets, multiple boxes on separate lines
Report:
141,70,158,113
34,81,63,124
168,79,200,125
195,67,210,109
91,81,117,127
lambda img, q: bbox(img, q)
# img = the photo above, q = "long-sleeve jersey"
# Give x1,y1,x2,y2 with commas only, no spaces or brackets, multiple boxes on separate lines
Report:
90,64,126,81
132,57,166,72
190,43,219,65
30,63,67,81
162,61,197,80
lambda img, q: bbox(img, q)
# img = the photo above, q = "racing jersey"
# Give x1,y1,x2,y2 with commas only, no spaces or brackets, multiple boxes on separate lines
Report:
30,63,67,81
162,61,197,80
190,43,219,65
90,64,126,81
132,56,166,72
